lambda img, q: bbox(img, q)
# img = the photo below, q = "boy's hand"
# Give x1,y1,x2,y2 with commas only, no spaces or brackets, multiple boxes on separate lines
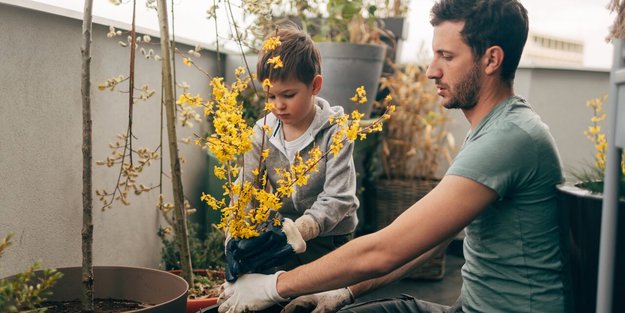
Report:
225,218,305,282
294,215,320,241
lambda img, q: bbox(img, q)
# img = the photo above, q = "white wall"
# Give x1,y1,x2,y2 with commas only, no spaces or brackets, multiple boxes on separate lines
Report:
517,66,610,178
0,3,220,277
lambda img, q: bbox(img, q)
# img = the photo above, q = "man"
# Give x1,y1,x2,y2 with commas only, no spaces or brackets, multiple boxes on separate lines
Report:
219,0,568,312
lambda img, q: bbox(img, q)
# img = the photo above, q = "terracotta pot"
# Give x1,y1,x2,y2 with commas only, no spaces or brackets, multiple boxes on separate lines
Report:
186,297,218,313
169,269,224,313
4,266,188,312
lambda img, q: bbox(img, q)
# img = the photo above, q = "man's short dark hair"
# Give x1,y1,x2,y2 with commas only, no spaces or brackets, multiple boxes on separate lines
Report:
430,0,529,83
257,24,322,85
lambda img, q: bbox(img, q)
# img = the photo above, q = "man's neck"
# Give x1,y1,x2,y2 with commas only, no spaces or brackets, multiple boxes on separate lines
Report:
462,81,513,129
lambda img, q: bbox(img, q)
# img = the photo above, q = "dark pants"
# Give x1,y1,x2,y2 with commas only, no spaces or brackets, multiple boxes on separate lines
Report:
281,234,352,270
339,295,463,313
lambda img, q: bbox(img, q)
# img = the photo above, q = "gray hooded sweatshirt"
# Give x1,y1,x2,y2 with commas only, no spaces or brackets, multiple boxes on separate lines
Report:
239,97,359,236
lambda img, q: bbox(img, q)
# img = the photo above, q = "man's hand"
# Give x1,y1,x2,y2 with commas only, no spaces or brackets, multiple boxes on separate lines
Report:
281,288,354,313
218,271,288,313
225,218,306,282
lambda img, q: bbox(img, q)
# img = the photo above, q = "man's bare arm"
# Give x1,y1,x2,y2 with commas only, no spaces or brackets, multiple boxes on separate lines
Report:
276,175,497,299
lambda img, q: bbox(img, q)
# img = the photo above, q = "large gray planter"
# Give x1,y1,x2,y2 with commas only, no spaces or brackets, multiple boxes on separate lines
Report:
317,42,386,119
21,266,188,312
556,183,625,313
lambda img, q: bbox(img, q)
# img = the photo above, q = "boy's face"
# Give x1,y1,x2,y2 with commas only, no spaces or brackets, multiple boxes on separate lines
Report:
267,75,322,129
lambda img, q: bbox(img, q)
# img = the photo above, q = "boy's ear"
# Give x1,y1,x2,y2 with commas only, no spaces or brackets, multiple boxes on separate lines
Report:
311,75,323,95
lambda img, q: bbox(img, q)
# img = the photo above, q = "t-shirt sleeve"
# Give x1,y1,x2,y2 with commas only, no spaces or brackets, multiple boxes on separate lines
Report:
446,126,537,199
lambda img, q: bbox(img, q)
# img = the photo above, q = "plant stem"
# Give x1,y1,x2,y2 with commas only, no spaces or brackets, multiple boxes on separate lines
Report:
156,0,193,286
80,0,94,311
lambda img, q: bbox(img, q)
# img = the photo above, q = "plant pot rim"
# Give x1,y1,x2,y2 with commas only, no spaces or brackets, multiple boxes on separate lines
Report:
557,181,606,201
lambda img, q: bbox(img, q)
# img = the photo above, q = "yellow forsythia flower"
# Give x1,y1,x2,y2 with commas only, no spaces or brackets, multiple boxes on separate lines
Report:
262,36,281,52
267,56,284,69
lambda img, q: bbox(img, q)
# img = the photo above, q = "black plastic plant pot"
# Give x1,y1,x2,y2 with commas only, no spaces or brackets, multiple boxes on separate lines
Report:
556,183,625,313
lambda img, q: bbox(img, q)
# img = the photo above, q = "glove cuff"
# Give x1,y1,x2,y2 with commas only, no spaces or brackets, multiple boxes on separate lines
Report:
345,287,355,304
271,271,290,303
295,215,321,241
283,218,306,253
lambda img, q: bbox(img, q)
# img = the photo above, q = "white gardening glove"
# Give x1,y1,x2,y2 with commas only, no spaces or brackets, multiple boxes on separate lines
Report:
281,287,354,313
283,217,307,253
218,271,288,313
295,215,321,242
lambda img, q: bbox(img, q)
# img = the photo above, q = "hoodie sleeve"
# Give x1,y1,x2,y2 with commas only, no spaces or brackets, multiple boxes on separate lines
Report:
304,131,359,235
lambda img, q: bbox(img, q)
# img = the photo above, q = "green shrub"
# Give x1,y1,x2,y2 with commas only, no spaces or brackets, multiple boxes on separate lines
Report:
0,234,63,313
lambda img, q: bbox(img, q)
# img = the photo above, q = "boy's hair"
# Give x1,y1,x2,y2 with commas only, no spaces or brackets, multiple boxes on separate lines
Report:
430,0,528,83
257,24,321,85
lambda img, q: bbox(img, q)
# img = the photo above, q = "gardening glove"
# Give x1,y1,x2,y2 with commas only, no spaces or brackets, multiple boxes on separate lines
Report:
225,218,305,282
218,271,288,313
281,288,354,313
295,215,320,242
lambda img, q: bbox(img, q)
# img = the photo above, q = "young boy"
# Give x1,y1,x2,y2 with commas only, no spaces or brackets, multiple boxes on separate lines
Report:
227,25,360,278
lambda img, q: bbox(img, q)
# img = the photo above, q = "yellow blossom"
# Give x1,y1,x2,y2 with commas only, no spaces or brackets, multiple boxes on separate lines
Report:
264,102,275,112
262,36,281,52
261,149,270,161
183,57,192,66
262,79,273,89
214,165,226,180
267,56,284,69
234,66,245,77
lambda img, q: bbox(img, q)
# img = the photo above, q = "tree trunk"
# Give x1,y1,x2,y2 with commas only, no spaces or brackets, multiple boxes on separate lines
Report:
80,0,94,312
155,0,193,286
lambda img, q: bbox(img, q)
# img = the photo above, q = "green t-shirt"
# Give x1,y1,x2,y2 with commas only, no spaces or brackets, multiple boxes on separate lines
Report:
447,96,566,313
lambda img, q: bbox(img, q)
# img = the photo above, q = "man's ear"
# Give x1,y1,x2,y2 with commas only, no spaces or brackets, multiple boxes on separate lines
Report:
483,46,504,76
311,75,323,95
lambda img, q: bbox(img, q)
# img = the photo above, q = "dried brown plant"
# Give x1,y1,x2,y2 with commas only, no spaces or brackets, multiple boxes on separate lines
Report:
378,63,455,180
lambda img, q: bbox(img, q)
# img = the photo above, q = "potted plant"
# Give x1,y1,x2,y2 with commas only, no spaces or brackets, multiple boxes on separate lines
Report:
373,63,455,279
23,1,190,312
556,95,625,313
0,3,190,310
370,0,409,41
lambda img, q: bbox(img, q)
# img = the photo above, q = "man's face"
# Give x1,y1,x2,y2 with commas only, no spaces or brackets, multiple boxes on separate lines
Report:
426,20,482,110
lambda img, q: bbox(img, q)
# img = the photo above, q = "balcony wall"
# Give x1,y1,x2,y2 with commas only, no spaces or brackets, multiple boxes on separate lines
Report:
0,2,222,277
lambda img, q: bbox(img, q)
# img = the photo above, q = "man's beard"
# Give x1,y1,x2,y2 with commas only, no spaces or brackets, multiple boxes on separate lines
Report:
442,63,481,110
